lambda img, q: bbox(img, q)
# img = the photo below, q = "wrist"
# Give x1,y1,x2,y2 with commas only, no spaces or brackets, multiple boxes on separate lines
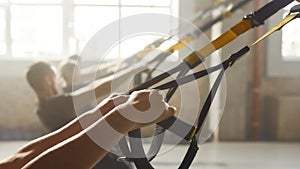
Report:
105,110,135,134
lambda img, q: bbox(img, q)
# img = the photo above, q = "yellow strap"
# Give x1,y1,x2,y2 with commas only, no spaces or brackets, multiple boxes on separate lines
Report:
201,19,252,57
188,127,197,141
151,1,238,62
250,13,298,47
136,38,167,58
138,35,194,58
185,19,253,66
168,35,195,52
186,12,299,141
137,48,157,58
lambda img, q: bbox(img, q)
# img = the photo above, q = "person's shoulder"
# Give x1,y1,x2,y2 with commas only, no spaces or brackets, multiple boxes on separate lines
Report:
37,94,73,113
46,94,73,105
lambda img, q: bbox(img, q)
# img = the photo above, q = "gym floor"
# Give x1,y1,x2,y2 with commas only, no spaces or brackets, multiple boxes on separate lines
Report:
1,142,299,169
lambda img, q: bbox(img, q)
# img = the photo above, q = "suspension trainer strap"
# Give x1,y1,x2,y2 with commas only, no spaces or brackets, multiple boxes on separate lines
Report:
118,47,250,164
178,8,300,168
128,0,251,93
251,12,300,47
179,69,226,169
148,0,251,68
178,136,199,169
146,67,191,163
122,0,241,67
184,0,295,67
118,1,297,168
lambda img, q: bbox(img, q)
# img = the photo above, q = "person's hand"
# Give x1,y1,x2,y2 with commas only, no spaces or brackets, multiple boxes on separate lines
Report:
106,90,176,133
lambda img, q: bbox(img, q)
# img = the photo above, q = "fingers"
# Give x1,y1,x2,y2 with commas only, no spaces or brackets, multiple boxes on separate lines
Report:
99,93,129,115
154,106,176,124
108,93,122,99
122,89,176,129
112,95,130,106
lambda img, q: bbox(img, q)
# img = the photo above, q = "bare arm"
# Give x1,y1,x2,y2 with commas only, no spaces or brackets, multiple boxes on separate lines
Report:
22,90,175,169
0,94,128,169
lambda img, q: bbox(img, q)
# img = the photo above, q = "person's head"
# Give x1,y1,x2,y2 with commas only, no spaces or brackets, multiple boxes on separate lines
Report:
60,60,77,87
26,61,61,99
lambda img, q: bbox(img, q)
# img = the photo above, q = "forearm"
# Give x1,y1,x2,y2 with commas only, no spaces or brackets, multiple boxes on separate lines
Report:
20,110,100,152
1,110,101,169
18,90,174,169
5,98,117,168
21,110,132,169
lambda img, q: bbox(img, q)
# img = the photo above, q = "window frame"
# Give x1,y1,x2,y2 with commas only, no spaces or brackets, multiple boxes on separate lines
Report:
0,0,177,61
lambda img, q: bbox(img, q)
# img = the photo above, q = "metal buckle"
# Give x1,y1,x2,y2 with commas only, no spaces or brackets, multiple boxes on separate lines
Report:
243,12,261,28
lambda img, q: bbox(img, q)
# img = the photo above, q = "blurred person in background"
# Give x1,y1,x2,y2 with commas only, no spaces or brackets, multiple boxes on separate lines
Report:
26,61,145,169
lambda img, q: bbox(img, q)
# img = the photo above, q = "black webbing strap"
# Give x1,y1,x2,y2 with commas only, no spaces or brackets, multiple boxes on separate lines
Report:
251,0,294,27
178,46,249,169
127,62,188,94
153,46,249,91
119,5,300,163
178,68,226,169
127,67,191,169
118,46,250,164
132,0,293,95
146,67,191,162
118,1,296,168
290,4,300,14
178,136,199,169
148,0,251,69
128,129,154,169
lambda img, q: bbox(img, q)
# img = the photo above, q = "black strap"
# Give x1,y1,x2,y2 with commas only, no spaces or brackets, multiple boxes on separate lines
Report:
152,46,249,91
127,62,188,94
128,67,191,169
178,46,247,169
118,0,295,167
251,0,294,27
118,46,250,164
129,129,154,169
195,69,226,134
178,68,226,169
146,67,191,162
178,137,199,169
148,0,251,71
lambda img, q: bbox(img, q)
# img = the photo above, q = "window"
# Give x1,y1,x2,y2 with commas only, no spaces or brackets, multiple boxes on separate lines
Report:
11,0,61,3
11,5,63,59
73,6,119,52
281,2,300,60
266,1,300,77
0,0,177,60
121,0,171,6
0,7,6,55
